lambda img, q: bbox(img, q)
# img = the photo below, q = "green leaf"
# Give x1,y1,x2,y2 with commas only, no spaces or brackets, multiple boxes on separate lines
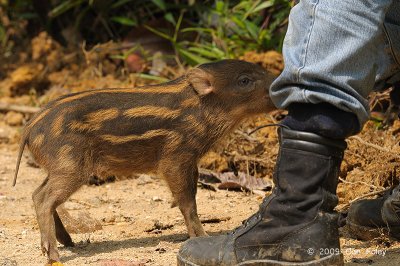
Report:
49,0,84,18
136,73,170,83
144,25,173,41
111,0,135,9
233,1,251,11
181,27,214,34
110,16,137,26
164,12,176,26
240,0,260,19
151,0,166,11
173,11,184,42
244,20,259,40
231,16,246,30
210,46,226,58
110,55,124,60
253,1,274,13
178,49,210,65
188,47,219,59
215,1,224,13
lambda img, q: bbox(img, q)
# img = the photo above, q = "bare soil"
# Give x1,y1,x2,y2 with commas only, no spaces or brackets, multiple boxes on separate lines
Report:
1,140,400,266
1,31,400,266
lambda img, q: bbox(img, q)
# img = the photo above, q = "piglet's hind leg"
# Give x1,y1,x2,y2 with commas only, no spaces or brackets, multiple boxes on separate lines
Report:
54,210,74,247
32,174,82,262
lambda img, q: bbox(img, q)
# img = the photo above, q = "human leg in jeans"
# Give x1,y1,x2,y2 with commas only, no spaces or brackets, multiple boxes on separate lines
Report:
177,0,399,265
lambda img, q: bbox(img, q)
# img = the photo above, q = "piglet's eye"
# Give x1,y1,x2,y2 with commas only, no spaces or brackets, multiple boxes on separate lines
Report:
238,76,251,86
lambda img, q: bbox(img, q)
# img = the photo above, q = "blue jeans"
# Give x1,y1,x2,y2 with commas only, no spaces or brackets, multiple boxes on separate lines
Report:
270,0,400,128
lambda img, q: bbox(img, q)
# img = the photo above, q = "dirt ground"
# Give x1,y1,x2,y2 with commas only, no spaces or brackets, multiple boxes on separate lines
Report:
1,31,400,265
1,140,400,266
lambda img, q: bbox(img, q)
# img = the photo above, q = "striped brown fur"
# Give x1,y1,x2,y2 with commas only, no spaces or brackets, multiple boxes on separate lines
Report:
100,129,172,144
13,59,276,263
123,106,180,119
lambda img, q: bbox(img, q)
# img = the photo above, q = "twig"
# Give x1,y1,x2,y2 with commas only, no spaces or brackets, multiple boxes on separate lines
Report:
344,149,364,160
339,188,390,210
348,136,400,158
349,188,390,204
234,129,258,142
200,216,231,224
267,113,278,124
0,102,40,114
338,177,383,191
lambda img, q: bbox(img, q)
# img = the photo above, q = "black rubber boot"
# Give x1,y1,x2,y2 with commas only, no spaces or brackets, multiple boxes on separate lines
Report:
347,185,400,240
177,127,347,266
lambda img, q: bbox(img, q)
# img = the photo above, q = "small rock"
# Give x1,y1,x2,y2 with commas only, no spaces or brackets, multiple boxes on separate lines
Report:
103,215,116,223
137,174,154,185
87,197,102,207
4,111,24,126
57,206,102,233
152,196,163,202
155,247,167,253
125,53,145,73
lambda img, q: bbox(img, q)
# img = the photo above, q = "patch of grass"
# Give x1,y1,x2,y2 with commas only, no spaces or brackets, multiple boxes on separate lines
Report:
1,0,292,65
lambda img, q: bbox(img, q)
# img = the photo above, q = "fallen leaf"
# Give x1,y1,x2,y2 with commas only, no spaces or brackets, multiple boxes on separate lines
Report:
198,169,272,192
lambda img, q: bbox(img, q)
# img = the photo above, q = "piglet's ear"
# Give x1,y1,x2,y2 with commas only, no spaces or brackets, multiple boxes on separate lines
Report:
186,68,214,95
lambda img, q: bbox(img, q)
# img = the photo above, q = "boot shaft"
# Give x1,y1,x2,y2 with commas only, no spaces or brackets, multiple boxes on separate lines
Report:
235,128,346,262
273,127,347,213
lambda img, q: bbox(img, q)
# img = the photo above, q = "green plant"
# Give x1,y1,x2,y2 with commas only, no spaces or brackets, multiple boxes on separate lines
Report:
45,0,193,44
194,0,290,61
145,0,291,65
1,0,291,66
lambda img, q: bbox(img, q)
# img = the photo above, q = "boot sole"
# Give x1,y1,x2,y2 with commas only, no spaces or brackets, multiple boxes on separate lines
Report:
347,221,400,240
177,253,343,266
